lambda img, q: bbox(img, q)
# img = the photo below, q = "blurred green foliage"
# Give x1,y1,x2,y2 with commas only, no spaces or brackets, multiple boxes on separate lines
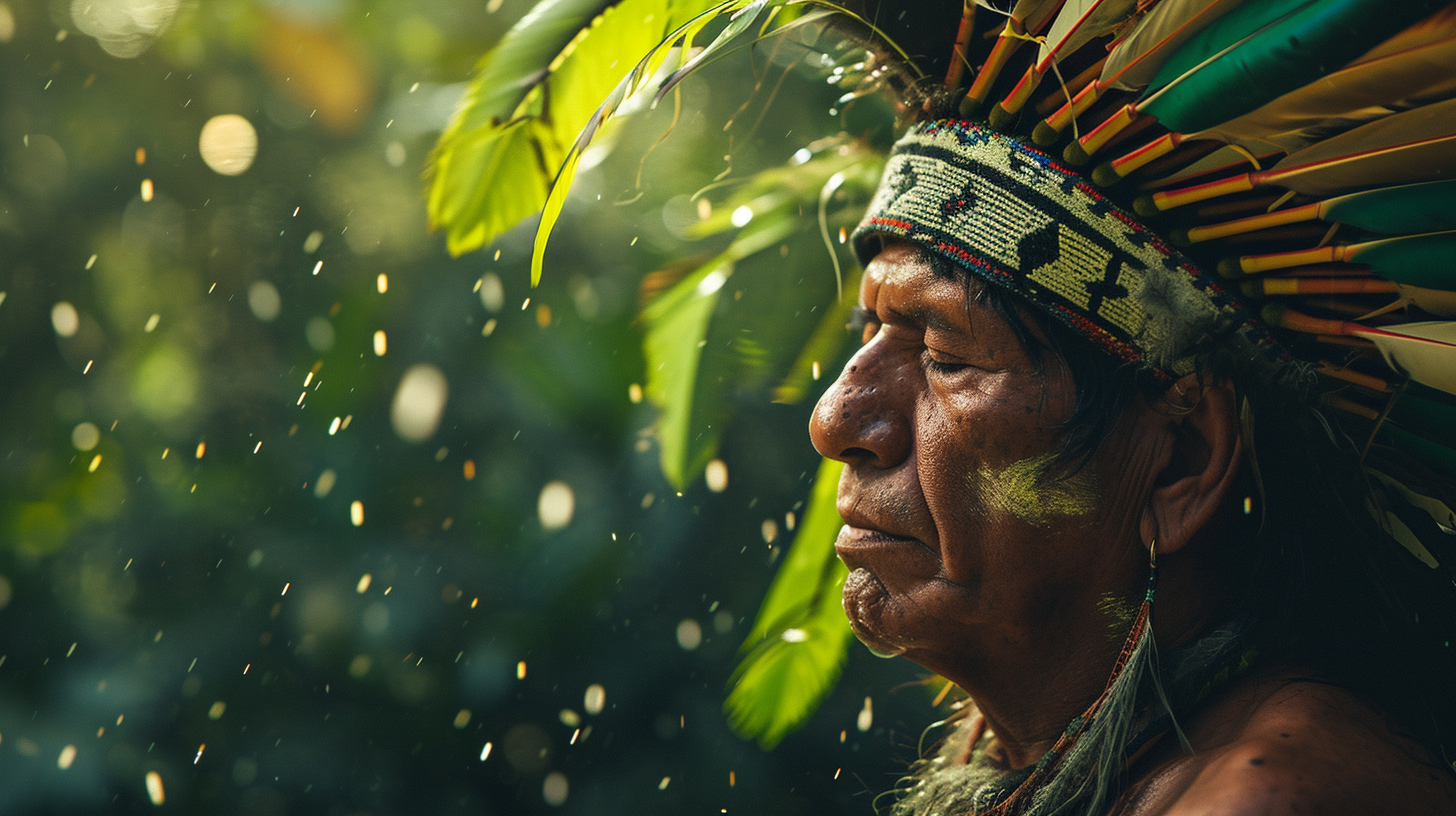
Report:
0,0,931,813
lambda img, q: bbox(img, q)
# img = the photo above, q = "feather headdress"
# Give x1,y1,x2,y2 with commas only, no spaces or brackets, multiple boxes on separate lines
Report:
855,0,1456,572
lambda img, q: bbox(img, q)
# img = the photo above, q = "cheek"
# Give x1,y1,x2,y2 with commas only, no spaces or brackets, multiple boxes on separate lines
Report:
968,454,1100,528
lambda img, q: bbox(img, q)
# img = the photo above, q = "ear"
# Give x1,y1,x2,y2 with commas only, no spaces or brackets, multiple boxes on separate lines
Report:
1138,374,1243,555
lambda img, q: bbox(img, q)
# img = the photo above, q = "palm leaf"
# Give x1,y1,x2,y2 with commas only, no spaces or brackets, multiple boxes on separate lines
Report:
726,457,852,749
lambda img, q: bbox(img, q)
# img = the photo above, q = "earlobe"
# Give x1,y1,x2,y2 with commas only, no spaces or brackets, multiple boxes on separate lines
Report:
1137,374,1243,555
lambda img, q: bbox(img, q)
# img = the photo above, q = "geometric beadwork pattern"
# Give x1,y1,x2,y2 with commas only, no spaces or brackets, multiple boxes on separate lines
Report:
853,120,1259,379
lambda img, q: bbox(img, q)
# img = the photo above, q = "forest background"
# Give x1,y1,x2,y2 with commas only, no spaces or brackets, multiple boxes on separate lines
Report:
0,0,937,813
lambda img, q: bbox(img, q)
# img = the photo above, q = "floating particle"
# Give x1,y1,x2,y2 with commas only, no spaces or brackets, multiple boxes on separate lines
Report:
376,274,388,293
195,441,206,459
537,481,575,531
761,519,778,543
85,254,98,269
857,696,873,732
696,198,712,220
559,709,581,728
658,777,671,791
72,422,100,451
350,501,364,527
140,179,153,201
252,441,261,454
280,582,289,596
328,417,341,436
303,231,324,253
481,319,497,337
194,744,204,764
51,302,79,338
208,701,226,720
198,115,257,176
134,148,144,165
373,330,387,356
516,661,527,680
314,469,337,498
390,364,448,443
341,415,353,430
785,511,796,531
676,619,702,651
781,628,807,643
705,459,729,493
82,359,93,374
144,313,159,333
713,610,734,634
480,742,493,761
729,771,736,787
838,226,848,244
463,460,476,480
543,772,569,806
356,573,371,593
730,206,753,227
628,383,643,404
641,492,655,509
145,771,164,805
66,642,76,657
453,709,471,729
583,684,605,715
812,361,821,380
58,745,76,770
312,261,323,275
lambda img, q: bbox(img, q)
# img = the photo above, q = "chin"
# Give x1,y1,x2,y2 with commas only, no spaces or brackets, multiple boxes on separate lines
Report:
842,567,909,658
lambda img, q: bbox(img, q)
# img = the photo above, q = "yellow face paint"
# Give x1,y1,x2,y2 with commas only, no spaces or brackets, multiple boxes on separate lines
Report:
971,453,1099,527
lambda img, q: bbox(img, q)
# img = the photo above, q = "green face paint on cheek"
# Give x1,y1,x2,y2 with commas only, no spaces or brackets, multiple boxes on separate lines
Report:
970,453,1100,527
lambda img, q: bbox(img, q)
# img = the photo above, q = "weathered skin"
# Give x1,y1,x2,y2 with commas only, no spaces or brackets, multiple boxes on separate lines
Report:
810,241,1456,815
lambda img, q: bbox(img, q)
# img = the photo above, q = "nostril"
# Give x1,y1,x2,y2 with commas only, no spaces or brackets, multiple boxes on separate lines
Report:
840,446,875,464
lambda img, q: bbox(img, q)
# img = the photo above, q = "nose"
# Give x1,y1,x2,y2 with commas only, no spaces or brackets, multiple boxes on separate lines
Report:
809,344,911,469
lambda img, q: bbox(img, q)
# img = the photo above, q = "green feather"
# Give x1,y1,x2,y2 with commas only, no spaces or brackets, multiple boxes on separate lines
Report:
1321,179,1456,236
1141,0,1446,134
1388,388,1456,452
1141,0,1317,95
1349,231,1456,291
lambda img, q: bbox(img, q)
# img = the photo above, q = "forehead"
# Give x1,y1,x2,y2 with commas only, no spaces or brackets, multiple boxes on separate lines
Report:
861,241,992,325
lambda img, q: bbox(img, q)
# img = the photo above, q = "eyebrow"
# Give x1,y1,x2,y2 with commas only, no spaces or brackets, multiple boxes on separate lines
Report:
885,303,962,334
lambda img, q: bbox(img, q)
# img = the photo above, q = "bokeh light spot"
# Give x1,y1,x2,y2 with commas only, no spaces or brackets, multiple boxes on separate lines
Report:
51,302,80,338
198,114,258,176
537,481,575,531
248,281,281,322
389,364,448,442
71,422,100,451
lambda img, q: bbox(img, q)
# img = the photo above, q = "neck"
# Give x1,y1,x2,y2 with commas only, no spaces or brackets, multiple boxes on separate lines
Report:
933,551,1226,770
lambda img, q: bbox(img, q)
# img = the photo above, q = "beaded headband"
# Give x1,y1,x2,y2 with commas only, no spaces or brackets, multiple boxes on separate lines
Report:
853,119,1282,381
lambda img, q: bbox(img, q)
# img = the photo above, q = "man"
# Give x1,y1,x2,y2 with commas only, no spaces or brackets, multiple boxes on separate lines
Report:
812,233,1456,813
794,1,1456,809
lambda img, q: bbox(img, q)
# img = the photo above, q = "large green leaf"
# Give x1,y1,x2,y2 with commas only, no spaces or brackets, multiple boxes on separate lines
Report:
431,0,728,257
726,457,851,749
642,256,734,491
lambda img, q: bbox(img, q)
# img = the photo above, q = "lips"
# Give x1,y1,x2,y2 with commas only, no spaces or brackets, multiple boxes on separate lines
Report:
833,521,933,572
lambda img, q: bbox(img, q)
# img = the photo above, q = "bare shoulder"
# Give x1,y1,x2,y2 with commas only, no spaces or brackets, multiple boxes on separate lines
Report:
1123,674,1456,816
